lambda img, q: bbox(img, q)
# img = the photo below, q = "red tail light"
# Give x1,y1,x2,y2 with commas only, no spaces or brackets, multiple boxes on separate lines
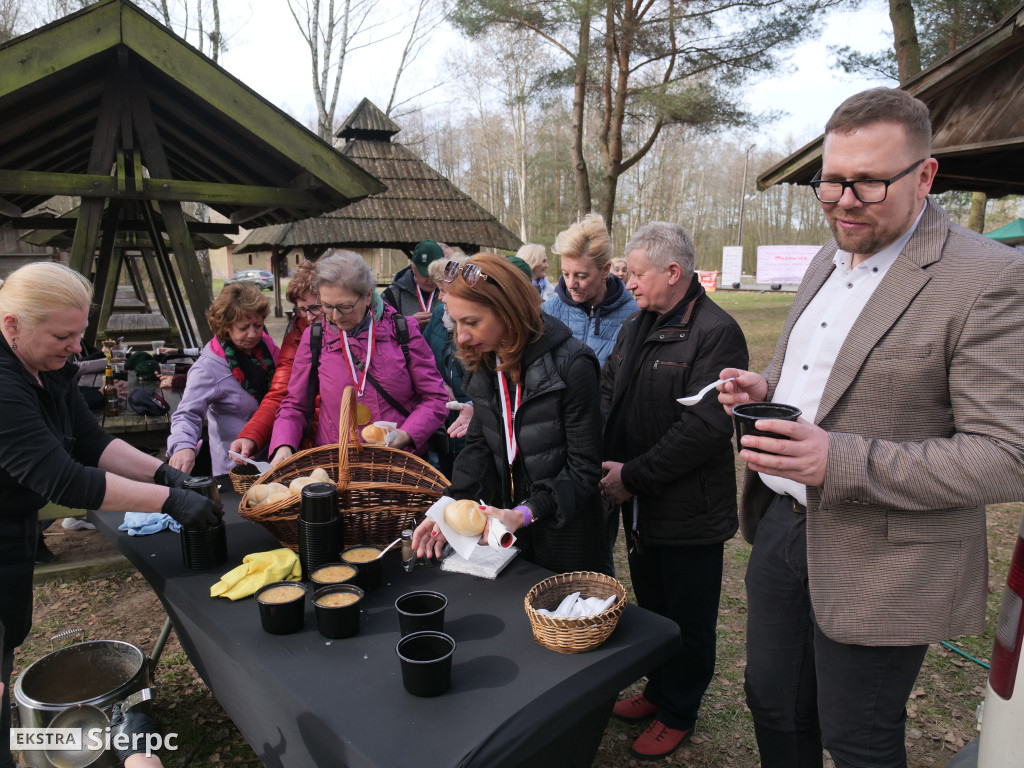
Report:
989,535,1024,699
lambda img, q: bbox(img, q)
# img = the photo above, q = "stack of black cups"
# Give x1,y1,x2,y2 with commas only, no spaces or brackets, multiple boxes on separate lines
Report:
180,476,227,569
298,482,343,580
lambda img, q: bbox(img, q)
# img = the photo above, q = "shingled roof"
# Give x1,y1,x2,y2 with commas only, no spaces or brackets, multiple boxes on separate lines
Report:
235,99,523,255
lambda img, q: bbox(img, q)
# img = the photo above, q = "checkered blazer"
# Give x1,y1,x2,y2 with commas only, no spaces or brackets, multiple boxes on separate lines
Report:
740,200,1024,645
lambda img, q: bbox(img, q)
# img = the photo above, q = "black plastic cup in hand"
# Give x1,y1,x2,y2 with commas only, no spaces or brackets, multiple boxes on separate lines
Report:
732,402,802,454
396,631,455,697
300,482,338,524
341,546,382,590
396,591,447,637
314,584,364,639
256,581,307,635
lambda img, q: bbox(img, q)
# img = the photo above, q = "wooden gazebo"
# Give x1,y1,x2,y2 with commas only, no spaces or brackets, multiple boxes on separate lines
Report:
757,2,1024,197
235,98,522,272
0,0,384,346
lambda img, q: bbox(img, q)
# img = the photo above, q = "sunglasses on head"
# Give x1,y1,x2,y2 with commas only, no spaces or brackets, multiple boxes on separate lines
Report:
443,260,493,287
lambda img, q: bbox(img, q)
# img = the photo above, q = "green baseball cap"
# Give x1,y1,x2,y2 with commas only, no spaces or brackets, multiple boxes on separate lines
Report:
411,241,444,276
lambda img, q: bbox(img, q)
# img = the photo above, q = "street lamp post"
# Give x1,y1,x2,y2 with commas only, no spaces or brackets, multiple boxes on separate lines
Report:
737,143,756,249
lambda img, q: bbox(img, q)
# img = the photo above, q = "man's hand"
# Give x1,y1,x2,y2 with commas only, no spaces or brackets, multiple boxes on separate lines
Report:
738,417,829,488
411,311,432,330
599,461,633,505
718,368,768,413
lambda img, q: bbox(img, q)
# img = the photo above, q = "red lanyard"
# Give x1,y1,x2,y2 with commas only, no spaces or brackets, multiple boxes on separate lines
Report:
417,288,434,313
341,315,375,398
497,367,521,465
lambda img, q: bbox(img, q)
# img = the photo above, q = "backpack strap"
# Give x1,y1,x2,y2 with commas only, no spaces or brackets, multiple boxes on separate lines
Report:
304,321,323,440
394,313,411,368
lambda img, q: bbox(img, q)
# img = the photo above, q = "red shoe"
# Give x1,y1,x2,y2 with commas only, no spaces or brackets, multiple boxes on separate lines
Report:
630,720,692,761
612,694,659,721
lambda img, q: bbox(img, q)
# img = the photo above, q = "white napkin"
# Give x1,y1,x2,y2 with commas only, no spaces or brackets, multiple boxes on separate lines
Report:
425,496,484,560
536,592,617,618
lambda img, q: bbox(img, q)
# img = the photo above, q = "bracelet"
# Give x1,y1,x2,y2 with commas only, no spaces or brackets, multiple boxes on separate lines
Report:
513,504,532,527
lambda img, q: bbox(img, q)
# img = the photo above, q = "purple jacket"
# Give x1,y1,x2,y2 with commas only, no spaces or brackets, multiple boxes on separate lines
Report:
271,305,448,456
167,333,280,476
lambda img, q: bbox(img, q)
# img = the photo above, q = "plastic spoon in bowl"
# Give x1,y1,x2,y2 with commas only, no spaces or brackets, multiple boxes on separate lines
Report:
377,537,402,559
676,377,736,407
228,450,271,474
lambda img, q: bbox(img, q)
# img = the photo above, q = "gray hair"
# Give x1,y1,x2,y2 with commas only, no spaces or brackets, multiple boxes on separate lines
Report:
625,222,695,276
313,250,375,296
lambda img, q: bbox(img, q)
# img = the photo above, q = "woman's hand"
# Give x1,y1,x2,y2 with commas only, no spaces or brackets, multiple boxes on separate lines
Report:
169,448,195,474
270,446,293,468
230,438,258,461
481,504,527,534
412,517,446,559
389,429,412,450
159,375,174,389
447,403,473,438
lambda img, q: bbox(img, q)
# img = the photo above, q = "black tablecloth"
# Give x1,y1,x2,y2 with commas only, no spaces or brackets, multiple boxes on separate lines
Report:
91,485,679,768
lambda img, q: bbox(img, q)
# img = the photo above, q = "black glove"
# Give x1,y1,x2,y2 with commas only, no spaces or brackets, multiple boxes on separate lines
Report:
162,487,221,530
154,462,191,488
110,702,161,763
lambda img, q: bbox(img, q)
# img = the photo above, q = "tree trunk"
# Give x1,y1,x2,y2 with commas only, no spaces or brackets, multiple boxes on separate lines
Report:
571,7,592,219
967,191,987,232
889,0,922,81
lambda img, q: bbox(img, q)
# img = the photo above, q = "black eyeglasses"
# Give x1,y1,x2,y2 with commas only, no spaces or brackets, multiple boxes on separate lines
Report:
293,304,323,317
809,158,926,204
443,260,492,287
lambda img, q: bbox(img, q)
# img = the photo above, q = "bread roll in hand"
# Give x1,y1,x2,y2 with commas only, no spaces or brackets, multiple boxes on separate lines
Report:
444,499,487,537
361,424,389,445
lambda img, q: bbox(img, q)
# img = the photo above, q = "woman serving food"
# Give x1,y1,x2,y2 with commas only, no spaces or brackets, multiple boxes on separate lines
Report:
412,253,607,574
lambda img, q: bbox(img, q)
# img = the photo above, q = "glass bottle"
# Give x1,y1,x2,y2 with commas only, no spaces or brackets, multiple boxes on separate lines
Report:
102,364,119,417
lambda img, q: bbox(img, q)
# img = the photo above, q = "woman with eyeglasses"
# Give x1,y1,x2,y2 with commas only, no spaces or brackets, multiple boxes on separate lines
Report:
167,282,280,476
269,250,448,466
229,260,323,463
412,253,607,574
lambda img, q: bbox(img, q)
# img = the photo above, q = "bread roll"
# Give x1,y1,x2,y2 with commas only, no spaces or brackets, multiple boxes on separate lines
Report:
310,468,331,483
289,476,317,495
361,424,389,444
444,499,486,537
265,490,291,505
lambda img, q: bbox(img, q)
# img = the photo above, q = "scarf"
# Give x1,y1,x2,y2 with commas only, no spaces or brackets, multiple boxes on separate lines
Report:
222,337,275,401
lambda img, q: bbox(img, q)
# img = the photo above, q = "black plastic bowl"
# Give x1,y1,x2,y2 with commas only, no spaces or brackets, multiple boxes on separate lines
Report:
396,631,455,697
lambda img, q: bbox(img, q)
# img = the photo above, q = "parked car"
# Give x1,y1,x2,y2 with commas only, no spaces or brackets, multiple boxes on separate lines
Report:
947,512,1024,767
225,269,274,290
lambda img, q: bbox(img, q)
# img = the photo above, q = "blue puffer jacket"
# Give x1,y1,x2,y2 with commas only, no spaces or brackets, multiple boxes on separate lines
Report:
541,275,637,367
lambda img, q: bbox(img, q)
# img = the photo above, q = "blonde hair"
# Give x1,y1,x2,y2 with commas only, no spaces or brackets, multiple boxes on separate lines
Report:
552,213,612,270
206,282,270,340
0,262,92,329
428,252,469,283
516,243,547,270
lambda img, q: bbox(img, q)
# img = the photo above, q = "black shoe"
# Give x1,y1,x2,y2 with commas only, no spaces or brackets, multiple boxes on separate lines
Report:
35,536,57,563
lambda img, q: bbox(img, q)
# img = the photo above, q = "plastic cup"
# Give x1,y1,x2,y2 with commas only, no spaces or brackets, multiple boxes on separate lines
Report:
159,363,176,376
396,631,455,697
396,591,447,637
180,522,227,569
300,482,338,523
151,340,165,351
732,402,802,454
309,562,359,589
256,582,307,635
341,545,382,590
313,584,364,639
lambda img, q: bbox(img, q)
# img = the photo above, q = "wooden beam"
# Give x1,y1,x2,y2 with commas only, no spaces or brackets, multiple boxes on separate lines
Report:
6,216,239,234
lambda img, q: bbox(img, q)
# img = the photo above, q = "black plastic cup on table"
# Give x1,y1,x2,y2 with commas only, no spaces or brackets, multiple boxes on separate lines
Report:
308,562,359,589
298,518,344,581
256,581,308,635
340,545,383,591
732,402,802,455
299,482,338,524
313,584,365,639
396,631,456,697
396,591,447,637
180,476,227,569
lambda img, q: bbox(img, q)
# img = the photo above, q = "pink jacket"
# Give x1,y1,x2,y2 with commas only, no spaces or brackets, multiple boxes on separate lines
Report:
270,305,448,456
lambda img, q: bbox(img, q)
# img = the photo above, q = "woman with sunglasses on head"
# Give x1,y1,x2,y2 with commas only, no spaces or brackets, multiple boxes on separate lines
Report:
229,260,323,463
412,253,607,574
269,250,448,466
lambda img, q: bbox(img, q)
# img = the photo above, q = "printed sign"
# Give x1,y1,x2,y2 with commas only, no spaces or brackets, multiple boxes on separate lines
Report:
755,245,820,284
721,246,743,285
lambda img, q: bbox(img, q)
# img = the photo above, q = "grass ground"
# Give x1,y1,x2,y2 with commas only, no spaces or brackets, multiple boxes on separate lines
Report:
16,290,1016,767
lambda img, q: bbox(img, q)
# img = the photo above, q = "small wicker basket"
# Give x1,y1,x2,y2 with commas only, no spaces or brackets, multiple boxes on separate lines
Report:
228,463,260,494
237,386,448,550
524,571,627,654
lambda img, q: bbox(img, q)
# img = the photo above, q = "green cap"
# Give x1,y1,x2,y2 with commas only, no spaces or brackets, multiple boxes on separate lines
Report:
506,255,533,282
411,241,444,276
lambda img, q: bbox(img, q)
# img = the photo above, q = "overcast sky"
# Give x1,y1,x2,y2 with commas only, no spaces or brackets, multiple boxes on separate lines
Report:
211,1,895,151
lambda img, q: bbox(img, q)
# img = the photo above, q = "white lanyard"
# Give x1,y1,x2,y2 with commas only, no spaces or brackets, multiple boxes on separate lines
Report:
341,315,375,398
496,364,521,465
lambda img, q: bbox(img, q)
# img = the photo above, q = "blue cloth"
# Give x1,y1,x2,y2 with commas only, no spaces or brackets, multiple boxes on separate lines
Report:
119,512,181,536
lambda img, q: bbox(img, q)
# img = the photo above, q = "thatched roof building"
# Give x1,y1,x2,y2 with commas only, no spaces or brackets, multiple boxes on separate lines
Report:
235,99,523,259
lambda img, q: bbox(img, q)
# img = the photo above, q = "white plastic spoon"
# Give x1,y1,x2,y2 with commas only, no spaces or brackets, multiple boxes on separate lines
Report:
376,537,402,559
228,450,271,474
676,377,736,407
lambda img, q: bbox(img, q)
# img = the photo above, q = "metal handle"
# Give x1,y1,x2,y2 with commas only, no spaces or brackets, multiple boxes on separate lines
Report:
122,688,156,711
49,627,84,651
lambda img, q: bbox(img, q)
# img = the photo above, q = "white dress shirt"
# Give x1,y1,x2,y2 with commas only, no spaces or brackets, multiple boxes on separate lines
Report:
761,203,928,505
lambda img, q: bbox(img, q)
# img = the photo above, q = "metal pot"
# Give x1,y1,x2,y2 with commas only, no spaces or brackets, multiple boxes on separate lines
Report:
14,635,150,768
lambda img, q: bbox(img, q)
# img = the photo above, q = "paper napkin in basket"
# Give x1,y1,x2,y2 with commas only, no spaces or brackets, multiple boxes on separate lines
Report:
210,548,301,600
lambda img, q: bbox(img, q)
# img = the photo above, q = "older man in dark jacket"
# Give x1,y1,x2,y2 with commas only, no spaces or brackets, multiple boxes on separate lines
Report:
601,221,748,760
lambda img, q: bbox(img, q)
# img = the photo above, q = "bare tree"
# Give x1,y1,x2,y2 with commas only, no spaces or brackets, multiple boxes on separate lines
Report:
384,0,448,116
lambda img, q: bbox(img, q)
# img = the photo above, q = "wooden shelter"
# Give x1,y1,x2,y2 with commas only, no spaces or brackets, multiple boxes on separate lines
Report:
757,2,1024,197
0,0,384,346
235,98,522,271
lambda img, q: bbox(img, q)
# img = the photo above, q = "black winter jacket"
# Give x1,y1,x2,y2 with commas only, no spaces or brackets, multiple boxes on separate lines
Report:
382,265,439,317
450,315,606,573
602,279,748,546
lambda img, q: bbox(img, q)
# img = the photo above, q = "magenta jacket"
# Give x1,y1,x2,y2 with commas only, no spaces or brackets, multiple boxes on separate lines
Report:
270,305,448,456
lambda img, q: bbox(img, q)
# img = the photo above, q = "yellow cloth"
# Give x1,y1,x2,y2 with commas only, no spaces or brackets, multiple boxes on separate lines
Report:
210,548,301,600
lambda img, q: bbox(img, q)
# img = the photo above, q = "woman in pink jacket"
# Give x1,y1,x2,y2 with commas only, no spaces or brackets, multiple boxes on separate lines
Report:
270,250,448,465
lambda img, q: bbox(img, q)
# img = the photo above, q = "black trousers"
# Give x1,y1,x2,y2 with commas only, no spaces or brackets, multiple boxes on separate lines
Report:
744,494,928,768
627,537,724,731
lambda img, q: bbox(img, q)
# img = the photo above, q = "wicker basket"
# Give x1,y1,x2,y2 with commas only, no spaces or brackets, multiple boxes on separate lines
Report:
524,571,628,654
229,463,260,494
237,386,448,551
